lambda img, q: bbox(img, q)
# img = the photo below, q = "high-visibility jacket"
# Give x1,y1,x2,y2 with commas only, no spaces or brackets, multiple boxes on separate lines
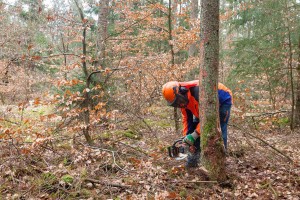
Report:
178,80,233,136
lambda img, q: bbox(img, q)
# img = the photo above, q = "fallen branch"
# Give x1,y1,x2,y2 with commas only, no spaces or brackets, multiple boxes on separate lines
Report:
78,142,129,173
118,141,150,157
232,124,294,163
244,110,289,118
1,118,20,125
170,180,217,184
83,178,131,189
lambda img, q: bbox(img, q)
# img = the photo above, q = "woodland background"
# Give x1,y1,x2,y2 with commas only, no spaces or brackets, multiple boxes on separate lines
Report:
0,0,300,199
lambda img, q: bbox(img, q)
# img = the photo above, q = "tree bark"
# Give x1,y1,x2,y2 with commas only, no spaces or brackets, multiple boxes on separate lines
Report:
284,0,295,130
167,0,180,134
188,0,198,57
287,28,294,130
96,0,109,68
199,0,226,181
295,35,300,128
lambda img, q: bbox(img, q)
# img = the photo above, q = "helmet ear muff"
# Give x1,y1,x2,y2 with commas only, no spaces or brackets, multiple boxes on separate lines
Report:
179,86,188,94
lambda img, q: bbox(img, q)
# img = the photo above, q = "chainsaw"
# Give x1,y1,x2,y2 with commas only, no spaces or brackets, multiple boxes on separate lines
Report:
167,138,197,160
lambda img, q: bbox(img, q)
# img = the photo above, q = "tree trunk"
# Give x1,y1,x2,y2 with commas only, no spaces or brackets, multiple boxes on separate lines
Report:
96,0,109,68
295,35,300,128
168,0,175,66
284,0,295,130
74,0,92,144
265,72,276,110
60,33,68,80
287,28,294,130
199,0,226,181
167,0,180,134
188,0,198,57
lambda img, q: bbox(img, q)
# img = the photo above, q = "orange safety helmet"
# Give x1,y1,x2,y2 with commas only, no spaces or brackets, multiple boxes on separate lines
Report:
162,81,179,103
162,81,188,107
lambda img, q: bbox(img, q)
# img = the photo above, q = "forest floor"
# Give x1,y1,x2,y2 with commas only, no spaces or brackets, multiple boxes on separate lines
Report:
0,105,300,200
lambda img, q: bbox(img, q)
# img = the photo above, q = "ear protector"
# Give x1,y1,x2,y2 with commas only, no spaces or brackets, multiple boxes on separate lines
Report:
179,86,188,94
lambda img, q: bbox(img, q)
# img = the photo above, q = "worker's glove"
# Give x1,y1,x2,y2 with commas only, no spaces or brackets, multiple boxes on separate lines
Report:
183,131,199,146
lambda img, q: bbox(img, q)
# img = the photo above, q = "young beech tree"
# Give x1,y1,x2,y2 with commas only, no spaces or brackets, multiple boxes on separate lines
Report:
199,0,226,181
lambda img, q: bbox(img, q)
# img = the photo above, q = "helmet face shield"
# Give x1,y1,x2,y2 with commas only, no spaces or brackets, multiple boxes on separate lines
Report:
168,93,188,108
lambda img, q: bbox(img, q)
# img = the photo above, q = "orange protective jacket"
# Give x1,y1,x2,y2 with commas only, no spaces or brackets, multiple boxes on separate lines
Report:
179,80,233,136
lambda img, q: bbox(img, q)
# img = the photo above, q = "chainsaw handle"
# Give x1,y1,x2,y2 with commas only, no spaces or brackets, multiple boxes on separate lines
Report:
168,137,198,158
172,137,184,146
168,138,186,158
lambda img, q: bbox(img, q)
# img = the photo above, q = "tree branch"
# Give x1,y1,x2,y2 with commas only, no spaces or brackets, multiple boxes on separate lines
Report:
42,53,81,59
104,12,154,41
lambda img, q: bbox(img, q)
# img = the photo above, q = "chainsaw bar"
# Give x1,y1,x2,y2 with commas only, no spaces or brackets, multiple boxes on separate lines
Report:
175,153,188,160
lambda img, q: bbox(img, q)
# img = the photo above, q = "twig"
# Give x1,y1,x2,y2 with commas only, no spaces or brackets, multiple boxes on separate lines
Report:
21,185,35,196
1,118,21,125
86,66,127,88
111,151,128,174
118,141,150,157
244,110,289,118
108,100,154,133
83,178,131,189
78,142,128,173
104,12,154,41
170,180,218,184
268,183,278,199
42,53,81,59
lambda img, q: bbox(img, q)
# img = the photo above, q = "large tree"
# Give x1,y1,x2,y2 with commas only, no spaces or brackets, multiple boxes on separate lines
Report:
199,0,226,181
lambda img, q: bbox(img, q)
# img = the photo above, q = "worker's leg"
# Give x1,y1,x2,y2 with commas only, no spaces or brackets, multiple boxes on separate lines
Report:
219,104,231,150
186,121,200,168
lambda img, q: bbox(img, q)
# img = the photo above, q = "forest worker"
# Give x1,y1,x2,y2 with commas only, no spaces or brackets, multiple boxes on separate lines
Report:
162,80,233,168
